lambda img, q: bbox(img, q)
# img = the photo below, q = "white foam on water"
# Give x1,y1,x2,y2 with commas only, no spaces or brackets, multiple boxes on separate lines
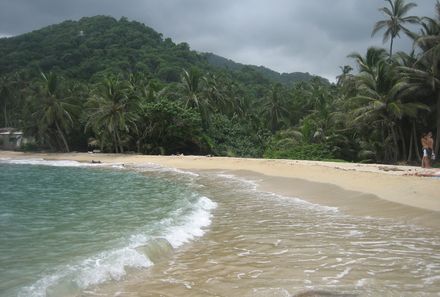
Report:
322,267,352,283
130,162,199,177
347,230,364,237
216,172,339,213
356,278,368,288
18,192,217,297
259,190,339,213
18,247,153,297
0,158,125,169
217,173,260,190
423,275,440,285
164,196,217,248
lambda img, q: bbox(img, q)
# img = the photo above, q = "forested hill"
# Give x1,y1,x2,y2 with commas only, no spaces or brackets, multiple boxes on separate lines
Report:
1,2,438,165
0,15,325,84
203,53,328,85
0,16,205,82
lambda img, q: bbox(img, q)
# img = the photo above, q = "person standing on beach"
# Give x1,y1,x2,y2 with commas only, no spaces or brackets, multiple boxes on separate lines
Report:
421,133,430,168
421,132,435,168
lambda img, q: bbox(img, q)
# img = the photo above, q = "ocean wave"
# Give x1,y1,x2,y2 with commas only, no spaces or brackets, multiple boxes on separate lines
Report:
0,158,127,170
164,196,217,248
216,172,339,213
1,158,98,167
129,162,199,177
18,195,217,297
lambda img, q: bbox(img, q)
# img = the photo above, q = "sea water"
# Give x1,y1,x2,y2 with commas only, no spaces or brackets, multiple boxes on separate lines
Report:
0,159,216,297
88,170,440,297
1,159,440,297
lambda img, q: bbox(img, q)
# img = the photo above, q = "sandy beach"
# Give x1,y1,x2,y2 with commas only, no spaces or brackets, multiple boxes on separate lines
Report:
1,150,439,227
2,150,440,296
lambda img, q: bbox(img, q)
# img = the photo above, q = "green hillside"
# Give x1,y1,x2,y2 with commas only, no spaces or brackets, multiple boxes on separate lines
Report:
0,16,206,82
203,52,329,85
0,4,438,165
0,16,325,85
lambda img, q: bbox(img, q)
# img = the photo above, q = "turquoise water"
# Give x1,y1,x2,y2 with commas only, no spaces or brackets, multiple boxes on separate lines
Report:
0,161,215,297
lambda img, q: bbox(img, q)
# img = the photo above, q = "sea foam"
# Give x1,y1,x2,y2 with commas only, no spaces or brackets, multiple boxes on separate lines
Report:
18,194,216,297
0,158,127,169
6,160,217,297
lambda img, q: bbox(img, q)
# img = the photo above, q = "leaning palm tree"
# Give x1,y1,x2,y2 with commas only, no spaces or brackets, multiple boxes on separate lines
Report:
351,58,429,162
399,1,440,155
31,72,76,152
372,0,419,57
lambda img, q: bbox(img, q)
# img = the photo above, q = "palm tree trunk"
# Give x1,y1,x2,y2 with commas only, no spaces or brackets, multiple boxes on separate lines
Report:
413,121,421,162
436,92,440,156
55,121,70,152
389,37,394,58
390,126,399,162
3,104,8,127
115,130,124,153
407,128,413,162
398,125,407,161
112,131,119,153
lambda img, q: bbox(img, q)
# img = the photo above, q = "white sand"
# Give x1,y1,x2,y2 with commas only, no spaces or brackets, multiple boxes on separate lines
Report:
2,151,439,226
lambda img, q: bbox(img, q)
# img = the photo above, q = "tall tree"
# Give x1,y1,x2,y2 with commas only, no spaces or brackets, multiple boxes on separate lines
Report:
372,0,419,57
0,75,11,127
31,72,76,152
400,1,440,155
179,68,211,128
350,51,429,162
261,83,289,134
85,76,139,153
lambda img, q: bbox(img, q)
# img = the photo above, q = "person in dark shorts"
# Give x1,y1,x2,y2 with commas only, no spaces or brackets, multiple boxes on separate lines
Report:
421,132,435,168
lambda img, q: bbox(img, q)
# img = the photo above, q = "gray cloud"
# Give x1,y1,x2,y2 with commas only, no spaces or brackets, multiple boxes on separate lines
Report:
0,0,436,81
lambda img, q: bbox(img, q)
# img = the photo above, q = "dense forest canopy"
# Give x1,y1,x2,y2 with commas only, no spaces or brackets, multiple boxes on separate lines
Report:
0,0,439,165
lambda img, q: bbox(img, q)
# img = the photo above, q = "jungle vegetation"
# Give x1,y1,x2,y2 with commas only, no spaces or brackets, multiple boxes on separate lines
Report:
0,0,439,164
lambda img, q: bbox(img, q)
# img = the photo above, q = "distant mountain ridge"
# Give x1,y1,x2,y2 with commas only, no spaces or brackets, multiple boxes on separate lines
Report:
202,52,328,85
0,15,328,85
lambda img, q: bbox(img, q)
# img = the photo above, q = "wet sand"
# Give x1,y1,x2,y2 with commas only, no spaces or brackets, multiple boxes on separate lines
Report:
2,151,440,296
1,151,439,214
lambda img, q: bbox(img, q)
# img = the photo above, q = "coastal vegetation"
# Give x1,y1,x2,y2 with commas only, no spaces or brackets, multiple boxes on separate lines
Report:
0,0,439,164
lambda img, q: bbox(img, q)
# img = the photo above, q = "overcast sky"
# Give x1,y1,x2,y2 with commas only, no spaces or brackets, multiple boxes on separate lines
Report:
0,0,436,81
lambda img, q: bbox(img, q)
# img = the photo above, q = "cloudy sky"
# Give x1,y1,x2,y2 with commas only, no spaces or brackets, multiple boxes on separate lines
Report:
0,0,436,81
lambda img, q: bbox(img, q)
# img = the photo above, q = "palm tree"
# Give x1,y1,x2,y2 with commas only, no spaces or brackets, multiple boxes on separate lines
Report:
336,65,353,86
179,68,211,128
31,72,76,152
400,1,440,155
204,73,229,113
262,83,290,134
350,53,429,161
349,47,389,75
0,73,27,128
0,75,11,127
180,68,204,109
372,0,419,57
85,76,139,153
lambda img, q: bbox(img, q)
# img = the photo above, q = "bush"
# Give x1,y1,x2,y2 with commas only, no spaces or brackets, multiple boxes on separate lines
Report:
20,142,39,152
205,114,265,157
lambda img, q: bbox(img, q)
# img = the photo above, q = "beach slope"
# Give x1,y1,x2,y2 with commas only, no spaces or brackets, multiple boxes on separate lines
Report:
1,151,439,226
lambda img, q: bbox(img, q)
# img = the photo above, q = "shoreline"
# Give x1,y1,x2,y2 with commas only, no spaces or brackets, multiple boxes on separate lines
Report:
3,150,440,296
2,151,439,228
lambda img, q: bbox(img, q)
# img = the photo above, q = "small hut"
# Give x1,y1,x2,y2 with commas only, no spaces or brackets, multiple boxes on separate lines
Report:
0,128,25,150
